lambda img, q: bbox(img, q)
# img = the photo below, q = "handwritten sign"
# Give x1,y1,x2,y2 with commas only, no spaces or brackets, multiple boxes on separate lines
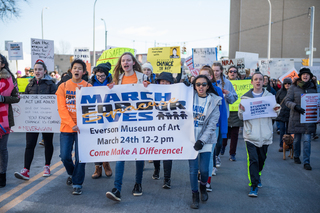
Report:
31,38,54,71
259,59,295,79
300,93,320,123
74,47,90,63
278,68,299,83
229,80,253,111
240,96,277,120
8,42,23,60
218,58,245,75
147,47,181,74
192,47,217,69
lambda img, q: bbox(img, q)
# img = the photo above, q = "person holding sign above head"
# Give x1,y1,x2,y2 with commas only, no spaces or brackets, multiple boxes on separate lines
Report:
284,68,317,170
238,72,280,197
142,62,156,83
106,52,148,202
189,75,221,209
14,61,57,181
56,59,92,195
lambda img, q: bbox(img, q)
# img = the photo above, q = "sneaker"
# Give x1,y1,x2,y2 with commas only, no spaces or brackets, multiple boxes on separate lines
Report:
258,177,262,188
39,140,44,146
212,167,217,176
294,157,301,164
106,188,121,201
132,183,143,196
152,169,160,180
43,165,51,177
248,186,258,197
216,156,221,167
229,154,236,161
312,134,319,140
220,147,225,155
162,179,171,189
206,183,212,192
304,163,312,170
72,187,82,195
66,176,72,185
14,168,30,180
278,147,283,152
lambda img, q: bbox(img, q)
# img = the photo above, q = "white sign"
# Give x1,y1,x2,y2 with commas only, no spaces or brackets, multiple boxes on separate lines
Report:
219,58,245,75
76,84,197,162
8,42,23,60
235,51,259,72
74,47,90,63
192,47,217,69
11,95,61,132
31,38,54,71
259,59,295,79
240,96,277,120
301,93,320,123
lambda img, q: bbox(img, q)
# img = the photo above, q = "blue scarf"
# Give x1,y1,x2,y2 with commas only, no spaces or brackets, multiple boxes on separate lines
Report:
93,76,109,86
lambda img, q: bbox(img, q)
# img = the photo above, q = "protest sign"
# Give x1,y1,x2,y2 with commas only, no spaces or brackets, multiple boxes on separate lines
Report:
229,80,253,111
235,51,259,73
74,47,90,63
8,42,23,60
192,47,218,69
96,47,135,74
219,58,245,75
259,59,295,79
17,78,30,93
147,47,181,74
186,55,199,77
278,68,299,83
11,95,61,132
76,83,197,162
240,95,277,120
31,38,54,71
300,93,320,123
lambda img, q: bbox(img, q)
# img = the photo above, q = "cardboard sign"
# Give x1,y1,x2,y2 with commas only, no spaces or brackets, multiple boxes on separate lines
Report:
240,96,277,120
8,42,23,60
300,93,320,123
278,68,299,83
76,83,197,162
259,59,295,79
147,47,181,74
17,78,30,93
31,38,54,71
74,47,90,63
229,80,253,111
96,47,135,74
192,47,218,69
219,58,245,75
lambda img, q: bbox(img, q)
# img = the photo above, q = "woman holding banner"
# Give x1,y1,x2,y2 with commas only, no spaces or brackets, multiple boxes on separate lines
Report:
0,54,20,187
14,61,57,180
190,75,221,209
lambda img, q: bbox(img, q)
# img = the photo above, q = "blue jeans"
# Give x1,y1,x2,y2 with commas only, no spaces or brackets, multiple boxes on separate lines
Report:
294,133,311,164
60,132,85,188
208,127,219,177
278,121,288,147
114,161,144,192
0,134,9,174
188,152,211,192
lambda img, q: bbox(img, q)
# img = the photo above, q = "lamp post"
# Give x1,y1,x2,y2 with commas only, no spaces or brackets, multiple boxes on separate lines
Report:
267,0,271,59
101,18,107,50
93,0,98,67
41,7,49,40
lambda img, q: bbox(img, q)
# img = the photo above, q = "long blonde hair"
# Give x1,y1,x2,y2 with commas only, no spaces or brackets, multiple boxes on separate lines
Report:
212,62,225,89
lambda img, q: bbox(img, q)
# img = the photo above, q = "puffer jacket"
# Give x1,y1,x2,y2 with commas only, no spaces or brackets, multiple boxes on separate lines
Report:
25,75,57,95
275,87,290,122
238,89,280,147
285,79,317,134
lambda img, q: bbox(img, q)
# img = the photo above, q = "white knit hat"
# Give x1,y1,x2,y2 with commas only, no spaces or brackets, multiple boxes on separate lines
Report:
141,63,153,72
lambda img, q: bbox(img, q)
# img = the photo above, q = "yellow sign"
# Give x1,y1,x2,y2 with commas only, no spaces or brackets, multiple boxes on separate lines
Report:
17,78,30,93
96,48,135,74
229,80,253,111
147,47,181,74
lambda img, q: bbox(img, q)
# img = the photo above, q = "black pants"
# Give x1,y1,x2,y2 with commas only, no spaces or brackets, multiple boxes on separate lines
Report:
25,133,54,170
153,160,172,180
245,141,268,188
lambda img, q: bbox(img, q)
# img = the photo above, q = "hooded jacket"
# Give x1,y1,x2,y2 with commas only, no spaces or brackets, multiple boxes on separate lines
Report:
216,75,238,117
212,82,228,138
25,75,57,94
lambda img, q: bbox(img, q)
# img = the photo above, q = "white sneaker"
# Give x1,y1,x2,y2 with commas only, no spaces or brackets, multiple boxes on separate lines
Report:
212,167,217,176
216,156,221,167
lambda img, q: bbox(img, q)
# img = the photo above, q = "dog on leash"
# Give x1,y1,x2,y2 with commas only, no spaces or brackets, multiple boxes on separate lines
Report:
282,134,294,160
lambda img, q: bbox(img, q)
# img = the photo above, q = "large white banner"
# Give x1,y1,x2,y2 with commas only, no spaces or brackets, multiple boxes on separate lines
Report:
240,96,277,120
11,95,61,132
192,47,217,69
76,84,197,162
259,59,295,79
31,38,54,71
8,42,23,60
301,93,320,123
74,47,90,63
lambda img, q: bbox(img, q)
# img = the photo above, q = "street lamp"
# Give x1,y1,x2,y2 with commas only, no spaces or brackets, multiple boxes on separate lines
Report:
41,7,49,40
101,18,107,50
93,0,98,67
267,0,271,59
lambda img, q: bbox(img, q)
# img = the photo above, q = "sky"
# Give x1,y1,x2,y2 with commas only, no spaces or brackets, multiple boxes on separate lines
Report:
1,0,230,59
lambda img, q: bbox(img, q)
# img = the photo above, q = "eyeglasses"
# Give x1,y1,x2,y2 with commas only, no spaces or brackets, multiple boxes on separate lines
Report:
96,75,106,79
284,83,291,85
195,82,208,87
229,70,237,73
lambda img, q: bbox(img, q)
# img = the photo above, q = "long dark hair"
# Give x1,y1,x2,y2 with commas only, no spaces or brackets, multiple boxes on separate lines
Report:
0,54,17,83
193,75,219,96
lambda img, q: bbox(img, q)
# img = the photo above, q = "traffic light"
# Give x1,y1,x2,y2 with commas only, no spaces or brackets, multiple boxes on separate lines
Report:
302,58,309,66
219,45,222,52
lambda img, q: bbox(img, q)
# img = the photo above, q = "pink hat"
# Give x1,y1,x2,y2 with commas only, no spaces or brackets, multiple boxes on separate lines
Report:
16,70,22,74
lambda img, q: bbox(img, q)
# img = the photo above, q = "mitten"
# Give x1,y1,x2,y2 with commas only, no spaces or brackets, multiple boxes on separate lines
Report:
193,140,204,151
294,105,305,115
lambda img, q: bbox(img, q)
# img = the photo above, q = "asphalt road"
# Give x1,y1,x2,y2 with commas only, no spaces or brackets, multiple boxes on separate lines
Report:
1,128,320,213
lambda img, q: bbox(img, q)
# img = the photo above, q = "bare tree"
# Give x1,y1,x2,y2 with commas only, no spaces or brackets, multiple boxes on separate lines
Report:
0,0,27,21
59,40,71,54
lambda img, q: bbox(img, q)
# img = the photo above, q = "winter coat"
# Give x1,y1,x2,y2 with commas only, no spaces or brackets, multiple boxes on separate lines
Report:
216,75,238,117
228,111,243,127
212,82,228,138
117,71,148,85
275,88,290,122
88,73,112,86
238,89,280,147
25,75,57,95
285,80,317,134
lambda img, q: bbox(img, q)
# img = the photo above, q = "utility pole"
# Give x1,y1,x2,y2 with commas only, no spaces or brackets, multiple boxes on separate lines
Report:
308,6,315,66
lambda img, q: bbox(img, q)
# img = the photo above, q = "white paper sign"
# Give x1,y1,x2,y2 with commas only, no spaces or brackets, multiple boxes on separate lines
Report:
76,84,197,162
219,58,245,75
11,95,61,132
31,38,54,71
300,93,320,123
240,96,277,120
8,42,23,60
192,47,217,69
235,51,259,70
259,59,295,79
74,47,90,63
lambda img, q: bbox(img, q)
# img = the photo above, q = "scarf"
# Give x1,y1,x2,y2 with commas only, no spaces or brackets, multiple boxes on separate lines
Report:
0,76,14,137
93,76,109,86
298,80,312,90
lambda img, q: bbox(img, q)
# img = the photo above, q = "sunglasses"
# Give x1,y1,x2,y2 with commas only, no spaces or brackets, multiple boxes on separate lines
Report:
195,82,208,87
229,70,237,73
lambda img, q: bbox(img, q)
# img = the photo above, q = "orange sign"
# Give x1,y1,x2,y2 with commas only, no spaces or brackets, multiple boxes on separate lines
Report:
279,69,299,82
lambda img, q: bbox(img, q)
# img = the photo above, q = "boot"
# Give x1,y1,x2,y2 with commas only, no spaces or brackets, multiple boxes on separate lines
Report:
200,183,208,201
103,162,112,177
0,173,6,188
190,192,199,209
92,165,102,179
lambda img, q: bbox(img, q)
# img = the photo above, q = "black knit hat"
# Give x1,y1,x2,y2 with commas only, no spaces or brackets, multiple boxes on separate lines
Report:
94,62,111,76
283,78,292,84
156,72,174,84
299,67,313,78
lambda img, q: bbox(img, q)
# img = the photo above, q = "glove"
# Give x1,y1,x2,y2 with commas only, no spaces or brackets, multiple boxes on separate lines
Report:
0,95,4,103
294,105,305,115
193,140,204,151
183,78,191,87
